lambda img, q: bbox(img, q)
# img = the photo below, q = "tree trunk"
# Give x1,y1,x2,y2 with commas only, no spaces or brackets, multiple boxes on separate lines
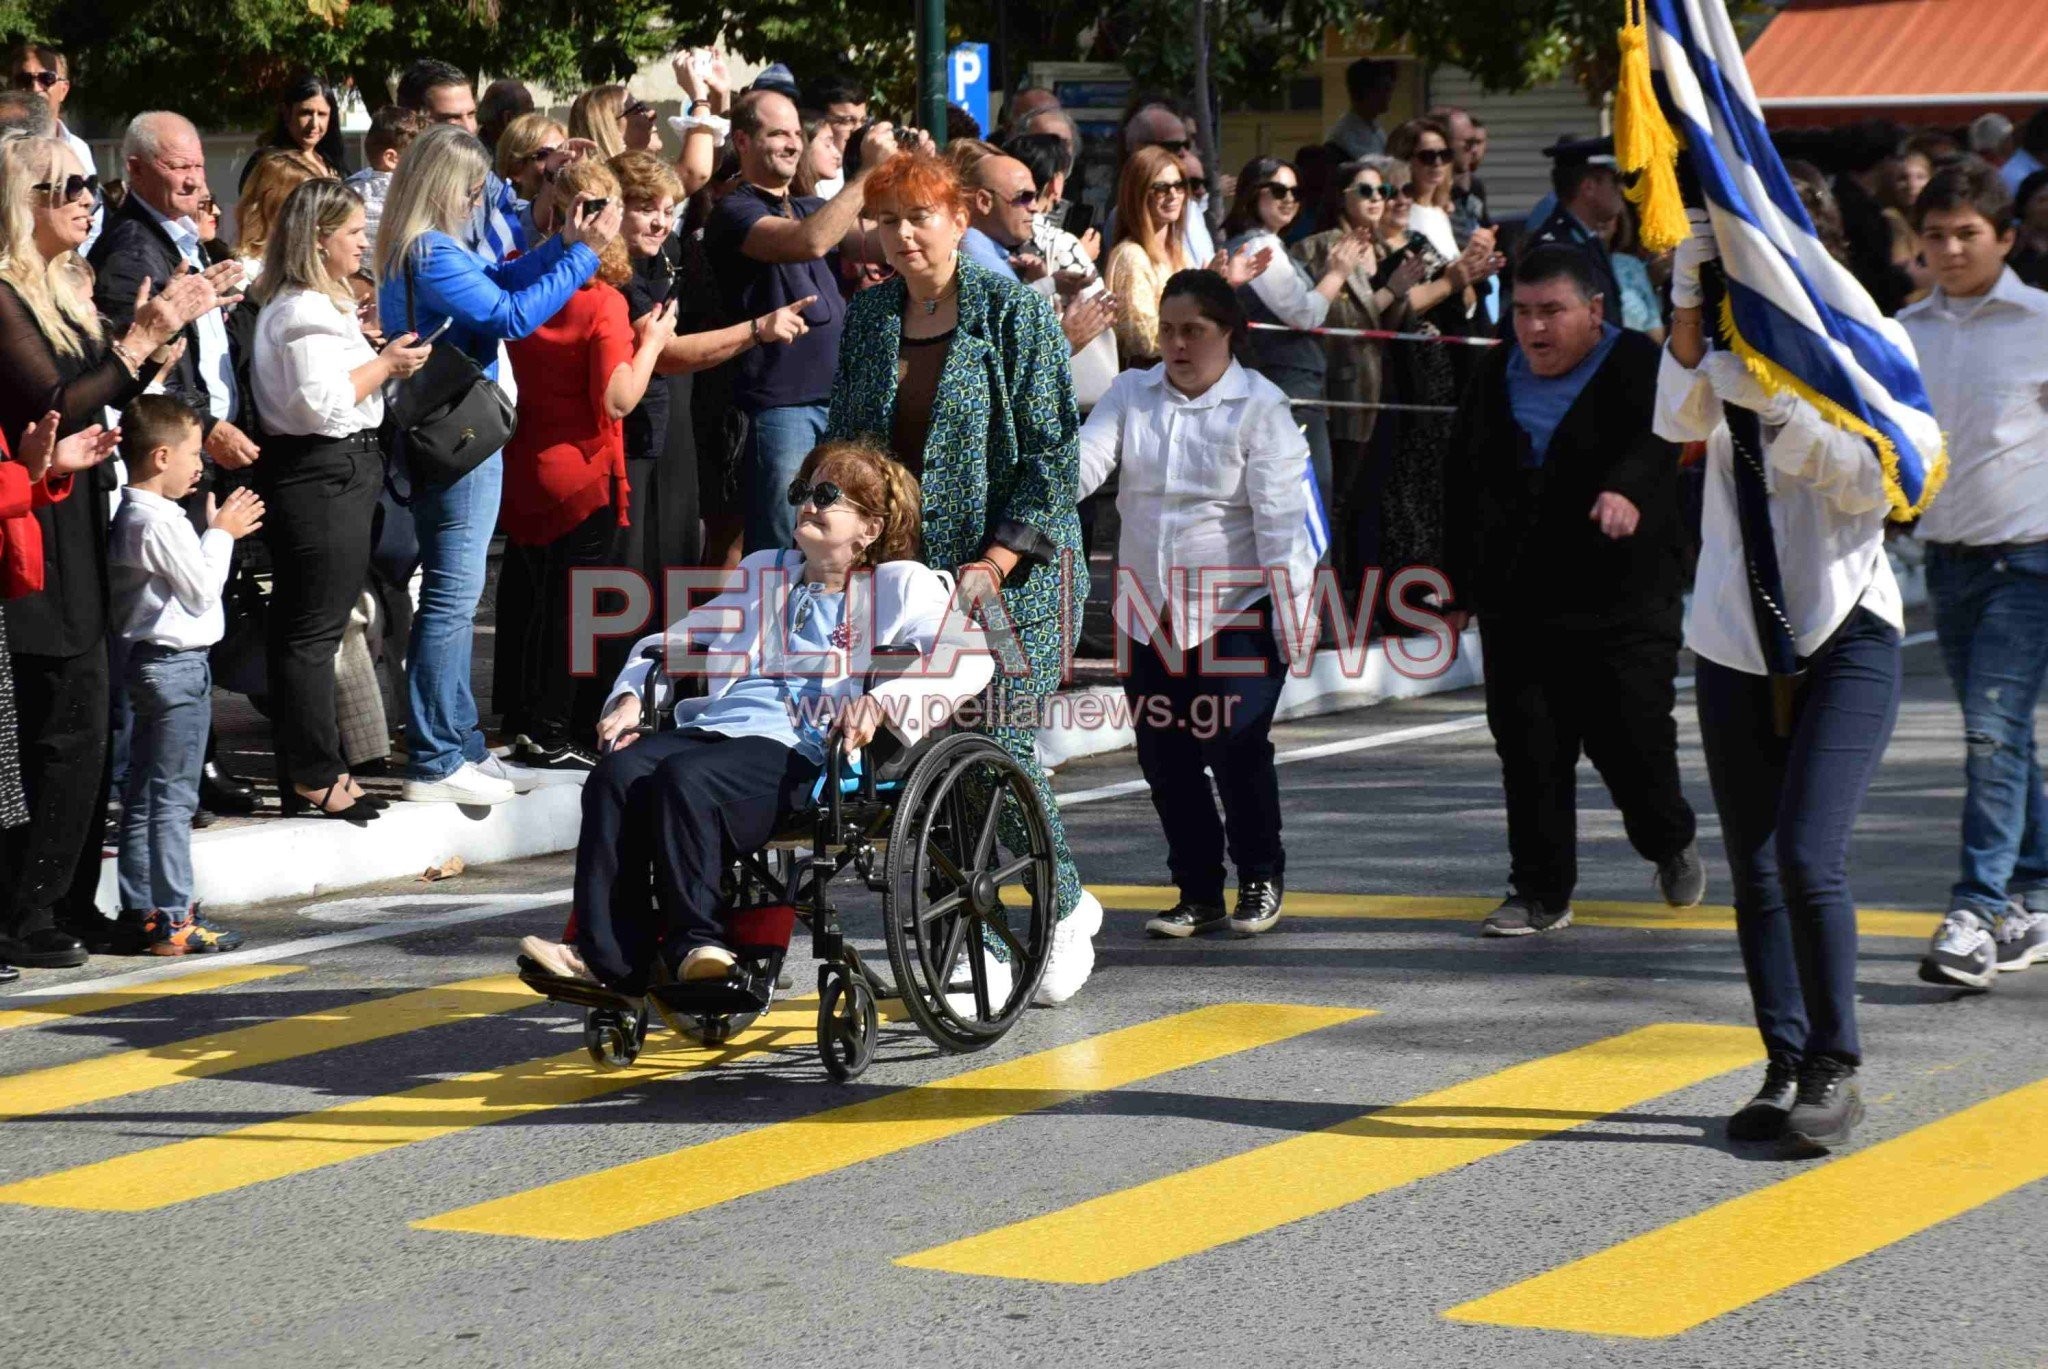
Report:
1191,0,1222,231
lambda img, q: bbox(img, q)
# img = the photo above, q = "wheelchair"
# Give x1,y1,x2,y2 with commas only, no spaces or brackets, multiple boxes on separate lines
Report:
516,644,1058,1082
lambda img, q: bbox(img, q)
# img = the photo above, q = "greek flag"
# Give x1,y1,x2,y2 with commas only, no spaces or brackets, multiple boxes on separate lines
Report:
1642,0,1946,517
1304,455,1330,560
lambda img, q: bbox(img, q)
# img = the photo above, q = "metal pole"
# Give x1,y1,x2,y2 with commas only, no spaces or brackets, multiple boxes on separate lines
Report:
919,0,949,145
1190,0,1221,229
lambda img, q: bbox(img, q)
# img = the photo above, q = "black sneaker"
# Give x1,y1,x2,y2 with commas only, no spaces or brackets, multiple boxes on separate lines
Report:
1726,1051,1801,1142
520,740,599,772
1655,842,1707,908
1480,895,1573,937
1144,901,1229,938
1228,880,1284,936
1783,1056,1863,1152
1918,908,1996,989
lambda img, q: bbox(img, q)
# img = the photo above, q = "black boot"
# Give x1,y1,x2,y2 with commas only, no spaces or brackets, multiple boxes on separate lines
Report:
1784,1055,1863,1152
1726,1051,1800,1142
200,758,259,815
0,926,89,968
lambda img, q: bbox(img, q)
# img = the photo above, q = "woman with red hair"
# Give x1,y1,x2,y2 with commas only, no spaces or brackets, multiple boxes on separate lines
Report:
826,149,1104,1005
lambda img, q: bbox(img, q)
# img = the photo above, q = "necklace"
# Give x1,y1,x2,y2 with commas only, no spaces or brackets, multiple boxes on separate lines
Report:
917,274,958,316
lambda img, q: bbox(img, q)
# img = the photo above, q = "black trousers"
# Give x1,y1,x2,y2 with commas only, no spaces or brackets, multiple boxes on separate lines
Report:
497,504,619,751
0,642,109,933
1479,606,1697,909
572,729,819,993
1120,609,1289,907
259,431,382,790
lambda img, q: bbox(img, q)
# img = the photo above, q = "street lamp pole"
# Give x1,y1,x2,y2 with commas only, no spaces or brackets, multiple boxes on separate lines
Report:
919,0,949,145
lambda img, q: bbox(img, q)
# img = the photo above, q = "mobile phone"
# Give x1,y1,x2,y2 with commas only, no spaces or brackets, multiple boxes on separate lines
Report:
581,197,610,217
420,317,454,345
1062,202,1094,239
690,50,714,81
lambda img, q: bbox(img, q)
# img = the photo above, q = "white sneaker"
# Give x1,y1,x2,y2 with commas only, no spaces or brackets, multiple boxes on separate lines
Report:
944,943,1014,1019
1034,889,1102,1007
519,936,593,982
400,761,517,805
478,753,545,794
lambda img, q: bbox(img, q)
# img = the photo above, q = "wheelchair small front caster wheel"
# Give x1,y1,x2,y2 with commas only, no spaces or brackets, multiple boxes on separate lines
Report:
818,969,877,1081
584,1004,647,1068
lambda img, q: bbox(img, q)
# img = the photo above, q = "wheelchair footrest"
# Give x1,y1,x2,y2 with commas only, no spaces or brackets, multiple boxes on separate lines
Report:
517,958,639,1014
651,962,777,1018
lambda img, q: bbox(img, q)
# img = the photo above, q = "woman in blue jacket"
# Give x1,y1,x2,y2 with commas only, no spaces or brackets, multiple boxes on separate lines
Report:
375,124,621,805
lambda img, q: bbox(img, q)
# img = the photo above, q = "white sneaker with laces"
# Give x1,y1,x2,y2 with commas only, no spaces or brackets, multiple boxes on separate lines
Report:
1034,889,1102,1007
400,761,516,806
1919,907,1997,988
944,943,1014,1019
478,753,544,794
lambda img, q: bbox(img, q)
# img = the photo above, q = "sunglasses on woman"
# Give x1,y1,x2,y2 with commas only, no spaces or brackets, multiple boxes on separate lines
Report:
524,144,562,165
622,98,655,121
1148,179,1187,198
1348,182,1394,200
196,198,220,216
32,173,98,206
1258,182,1301,202
1411,147,1453,167
787,478,864,513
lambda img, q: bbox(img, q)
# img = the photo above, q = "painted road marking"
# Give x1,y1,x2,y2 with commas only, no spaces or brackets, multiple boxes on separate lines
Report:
1079,885,1940,941
416,1002,1370,1241
0,975,533,1124
0,1002,828,1211
1444,1076,2048,1337
0,965,305,1034
898,1023,1761,1284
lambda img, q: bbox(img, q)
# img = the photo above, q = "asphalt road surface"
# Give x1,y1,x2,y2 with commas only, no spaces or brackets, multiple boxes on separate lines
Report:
3,623,2043,1369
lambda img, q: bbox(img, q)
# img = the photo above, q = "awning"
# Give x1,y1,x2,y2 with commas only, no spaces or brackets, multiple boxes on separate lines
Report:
1746,0,2048,113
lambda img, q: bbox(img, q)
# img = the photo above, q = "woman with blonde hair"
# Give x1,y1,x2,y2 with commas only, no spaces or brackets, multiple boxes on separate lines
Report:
497,158,676,769
0,134,221,968
250,177,433,819
374,122,621,806
232,148,326,284
496,111,576,241
570,85,662,163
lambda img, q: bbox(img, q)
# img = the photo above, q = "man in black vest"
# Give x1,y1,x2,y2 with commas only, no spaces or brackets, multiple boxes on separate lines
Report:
1445,246,1702,937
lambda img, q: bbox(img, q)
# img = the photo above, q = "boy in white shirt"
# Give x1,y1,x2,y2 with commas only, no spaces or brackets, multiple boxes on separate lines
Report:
109,396,265,955
345,104,423,261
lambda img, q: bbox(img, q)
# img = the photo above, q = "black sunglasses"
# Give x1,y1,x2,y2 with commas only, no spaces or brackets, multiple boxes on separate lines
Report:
622,98,655,120
1258,181,1300,203
1152,138,1191,155
32,173,98,206
1349,182,1394,200
525,144,562,164
787,478,861,513
11,69,60,91
1411,147,1453,167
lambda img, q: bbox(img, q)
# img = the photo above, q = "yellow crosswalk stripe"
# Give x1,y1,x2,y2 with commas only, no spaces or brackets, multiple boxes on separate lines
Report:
0,965,306,1033
0,975,532,1124
0,1002,828,1212
1444,1076,2048,1337
1083,885,1939,940
416,1001,1369,1241
898,1022,1761,1284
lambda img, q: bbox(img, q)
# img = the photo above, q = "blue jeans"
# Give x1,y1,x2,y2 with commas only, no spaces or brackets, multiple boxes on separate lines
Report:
1695,607,1901,1065
117,646,212,916
406,452,502,782
741,403,829,554
1926,541,2048,918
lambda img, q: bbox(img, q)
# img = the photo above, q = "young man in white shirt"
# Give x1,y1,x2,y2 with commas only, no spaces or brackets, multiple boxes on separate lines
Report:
108,398,265,956
1901,160,2048,988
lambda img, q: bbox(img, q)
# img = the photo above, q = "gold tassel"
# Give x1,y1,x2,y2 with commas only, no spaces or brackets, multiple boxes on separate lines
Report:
1614,0,1689,252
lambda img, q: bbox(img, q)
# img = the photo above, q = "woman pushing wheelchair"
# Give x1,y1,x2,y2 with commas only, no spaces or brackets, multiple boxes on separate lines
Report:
519,439,992,995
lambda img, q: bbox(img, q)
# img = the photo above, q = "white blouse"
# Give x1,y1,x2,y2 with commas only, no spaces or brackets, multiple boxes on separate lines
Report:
1078,360,1318,658
252,284,383,438
1653,347,1902,676
1237,229,1329,330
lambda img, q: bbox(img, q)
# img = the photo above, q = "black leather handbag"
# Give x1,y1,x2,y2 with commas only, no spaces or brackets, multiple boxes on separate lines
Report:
387,260,516,486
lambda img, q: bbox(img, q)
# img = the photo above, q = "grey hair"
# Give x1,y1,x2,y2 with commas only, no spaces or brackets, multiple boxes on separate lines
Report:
121,110,198,166
1360,153,1407,188
1969,112,2014,154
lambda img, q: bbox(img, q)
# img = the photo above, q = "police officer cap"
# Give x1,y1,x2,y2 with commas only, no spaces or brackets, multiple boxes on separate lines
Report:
1541,134,1616,168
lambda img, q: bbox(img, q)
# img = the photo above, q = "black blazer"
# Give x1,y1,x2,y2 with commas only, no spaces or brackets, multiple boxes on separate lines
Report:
87,193,217,432
1443,328,1684,629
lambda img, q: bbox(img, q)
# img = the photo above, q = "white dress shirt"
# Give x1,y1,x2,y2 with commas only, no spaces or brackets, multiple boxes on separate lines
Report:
253,285,383,437
109,486,235,650
1237,228,1330,329
57,120,102,257
1654,348,1903,675
1078,361,1317,658
1406,204,1460,265
1898,268,2048,547
1183,201,1216,266
138,196,237,424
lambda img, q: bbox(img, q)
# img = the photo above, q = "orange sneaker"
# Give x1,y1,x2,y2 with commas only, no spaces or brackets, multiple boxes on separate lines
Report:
143,910,244,956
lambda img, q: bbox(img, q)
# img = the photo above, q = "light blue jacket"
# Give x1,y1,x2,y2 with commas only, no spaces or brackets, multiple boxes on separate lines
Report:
376,230,598,380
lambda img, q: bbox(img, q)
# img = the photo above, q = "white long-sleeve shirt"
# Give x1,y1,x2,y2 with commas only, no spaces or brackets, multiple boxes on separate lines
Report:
1235,228,1331,330
1078,360,1317,657
109,487,235,650
1653,348,1902,675
1898,268,2048,547
252,285,383,437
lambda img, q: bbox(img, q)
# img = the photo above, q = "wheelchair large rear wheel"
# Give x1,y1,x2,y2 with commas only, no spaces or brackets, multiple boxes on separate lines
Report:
881,731,1055,1052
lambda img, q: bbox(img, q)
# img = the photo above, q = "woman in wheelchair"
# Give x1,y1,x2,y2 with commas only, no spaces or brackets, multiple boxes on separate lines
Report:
519,438,992,993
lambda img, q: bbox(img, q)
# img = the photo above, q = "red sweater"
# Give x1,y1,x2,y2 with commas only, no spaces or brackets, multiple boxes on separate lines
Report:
0,434,71,600
502,280,634,547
